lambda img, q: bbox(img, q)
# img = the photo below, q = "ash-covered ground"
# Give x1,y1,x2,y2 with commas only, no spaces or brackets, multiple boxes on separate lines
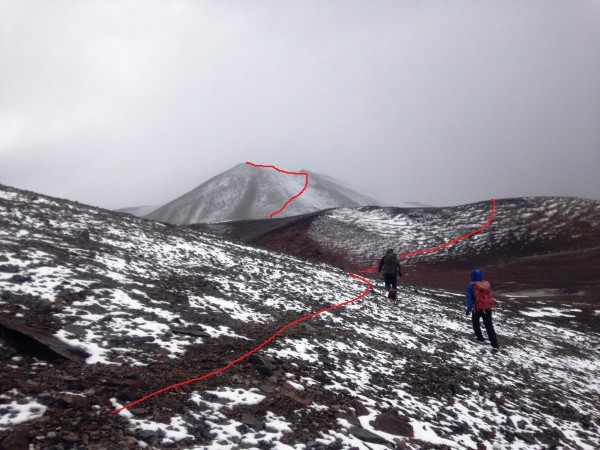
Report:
1,185,599,449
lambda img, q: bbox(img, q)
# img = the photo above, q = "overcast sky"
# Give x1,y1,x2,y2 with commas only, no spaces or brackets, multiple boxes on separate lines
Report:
1,1,599,210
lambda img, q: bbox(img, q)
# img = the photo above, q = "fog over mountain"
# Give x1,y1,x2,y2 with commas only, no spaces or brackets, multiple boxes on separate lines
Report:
116,205,160,217
1,2,599,210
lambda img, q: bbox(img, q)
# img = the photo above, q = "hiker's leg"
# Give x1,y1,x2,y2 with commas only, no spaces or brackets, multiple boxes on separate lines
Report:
384,274,392,291
482,310,499,348
471,311,485,341
387,275,398,301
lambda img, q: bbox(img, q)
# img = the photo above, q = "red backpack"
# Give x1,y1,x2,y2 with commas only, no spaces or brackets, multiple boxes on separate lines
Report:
472,281,495,310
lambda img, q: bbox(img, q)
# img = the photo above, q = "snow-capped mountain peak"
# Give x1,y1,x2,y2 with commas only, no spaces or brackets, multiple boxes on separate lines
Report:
145,164,381,224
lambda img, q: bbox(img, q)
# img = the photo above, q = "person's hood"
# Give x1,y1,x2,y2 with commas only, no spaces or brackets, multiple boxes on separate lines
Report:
386,248,393,255
471,269,483,282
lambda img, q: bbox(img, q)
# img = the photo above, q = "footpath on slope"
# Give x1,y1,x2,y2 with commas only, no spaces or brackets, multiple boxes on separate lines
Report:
112,163,496,414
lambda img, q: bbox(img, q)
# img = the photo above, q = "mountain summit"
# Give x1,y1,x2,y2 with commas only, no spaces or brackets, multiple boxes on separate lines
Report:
146,164,380,224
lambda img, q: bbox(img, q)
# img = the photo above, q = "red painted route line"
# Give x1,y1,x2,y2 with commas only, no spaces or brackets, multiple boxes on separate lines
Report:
110,168,496,414
358,198,496,273
245,162,309,218
111,273,371,414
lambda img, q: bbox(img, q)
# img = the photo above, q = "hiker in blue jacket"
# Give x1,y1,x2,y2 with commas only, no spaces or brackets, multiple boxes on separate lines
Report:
466,269,500,351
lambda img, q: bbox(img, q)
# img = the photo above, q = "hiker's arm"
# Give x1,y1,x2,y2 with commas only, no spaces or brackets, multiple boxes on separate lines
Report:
396,262,402,277
378,258,383,272
466,285,475,313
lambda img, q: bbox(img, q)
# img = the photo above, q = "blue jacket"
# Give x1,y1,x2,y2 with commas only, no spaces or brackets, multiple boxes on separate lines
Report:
466,269,483,312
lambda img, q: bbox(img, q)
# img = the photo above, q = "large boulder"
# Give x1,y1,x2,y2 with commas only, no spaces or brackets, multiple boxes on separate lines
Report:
370,411,414,438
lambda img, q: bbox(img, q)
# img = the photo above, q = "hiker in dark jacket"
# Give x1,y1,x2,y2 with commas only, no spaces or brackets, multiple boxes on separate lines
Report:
378,249,402,302
466,269,500,351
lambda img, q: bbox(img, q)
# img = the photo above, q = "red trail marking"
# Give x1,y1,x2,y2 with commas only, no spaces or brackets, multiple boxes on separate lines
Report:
359,198,496,273
110,164,496,414
245,162,309,218
111,273,371,414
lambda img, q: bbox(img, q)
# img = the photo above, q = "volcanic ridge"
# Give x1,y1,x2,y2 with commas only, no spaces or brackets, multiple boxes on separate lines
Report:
1,183,599,449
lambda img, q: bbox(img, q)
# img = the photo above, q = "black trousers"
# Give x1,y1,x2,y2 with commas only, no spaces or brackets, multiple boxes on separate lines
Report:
383,273,397,290
472,309,499,348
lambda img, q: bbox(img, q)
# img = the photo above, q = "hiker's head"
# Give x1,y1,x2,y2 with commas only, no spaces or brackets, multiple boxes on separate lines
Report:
470,269,483,282
386,248,394,255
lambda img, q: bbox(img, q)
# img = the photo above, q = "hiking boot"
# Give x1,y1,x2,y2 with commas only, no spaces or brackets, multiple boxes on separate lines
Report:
491,347,501,353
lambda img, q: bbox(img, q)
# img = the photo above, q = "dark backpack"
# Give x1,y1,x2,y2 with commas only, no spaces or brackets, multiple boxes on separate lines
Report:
473,281,495,310
382,252,398,274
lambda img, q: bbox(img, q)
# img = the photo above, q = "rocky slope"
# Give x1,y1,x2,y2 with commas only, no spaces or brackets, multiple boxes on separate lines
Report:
201,198,600,313
1,184,599,449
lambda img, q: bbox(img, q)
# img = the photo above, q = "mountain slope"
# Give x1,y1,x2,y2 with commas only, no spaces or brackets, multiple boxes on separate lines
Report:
1,184,599,449
145,164,381,224
202,197,600,311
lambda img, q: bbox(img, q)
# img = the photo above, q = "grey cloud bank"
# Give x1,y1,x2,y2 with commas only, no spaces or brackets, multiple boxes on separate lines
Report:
1,1,599,210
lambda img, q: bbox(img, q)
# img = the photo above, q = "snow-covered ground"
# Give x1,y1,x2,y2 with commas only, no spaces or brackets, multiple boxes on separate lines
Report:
307,197,600,268
1,184,599,449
